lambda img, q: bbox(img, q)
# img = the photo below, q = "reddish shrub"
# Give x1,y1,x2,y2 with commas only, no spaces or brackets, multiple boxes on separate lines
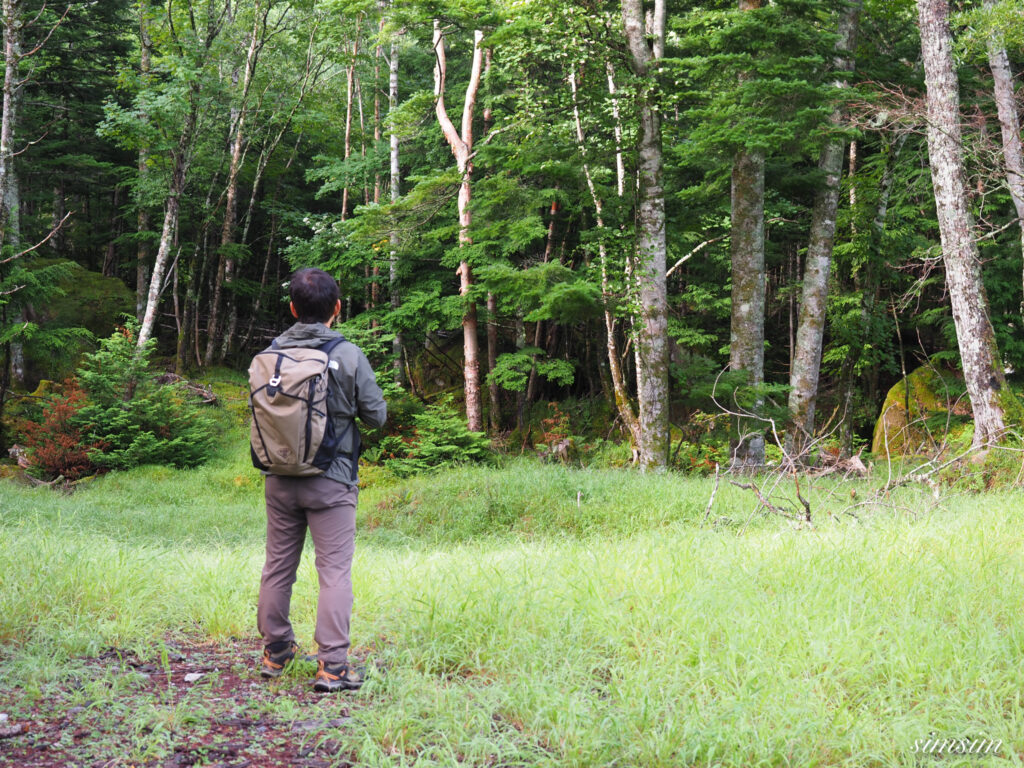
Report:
17,381,104,480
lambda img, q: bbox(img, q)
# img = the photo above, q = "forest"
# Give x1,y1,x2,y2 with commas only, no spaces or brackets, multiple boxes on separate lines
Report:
6,3,1024,764
1,0,1023,472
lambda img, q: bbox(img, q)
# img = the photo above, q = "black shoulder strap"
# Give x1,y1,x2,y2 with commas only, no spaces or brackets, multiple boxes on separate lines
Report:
319,336,345,357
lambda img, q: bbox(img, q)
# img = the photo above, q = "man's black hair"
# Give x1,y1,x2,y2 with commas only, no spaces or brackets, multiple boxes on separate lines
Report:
290,268,340,324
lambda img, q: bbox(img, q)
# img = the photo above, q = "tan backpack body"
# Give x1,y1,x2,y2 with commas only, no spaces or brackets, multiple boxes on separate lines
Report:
248,338,348,476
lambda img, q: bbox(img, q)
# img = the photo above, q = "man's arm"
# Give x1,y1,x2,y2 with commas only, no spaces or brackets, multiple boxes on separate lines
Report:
354,348,387,428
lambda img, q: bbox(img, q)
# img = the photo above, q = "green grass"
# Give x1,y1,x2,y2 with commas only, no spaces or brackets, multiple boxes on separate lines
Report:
1,439,1023,766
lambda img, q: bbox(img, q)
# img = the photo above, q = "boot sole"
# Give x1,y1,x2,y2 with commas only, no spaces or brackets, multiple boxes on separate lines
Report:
313,679,362,692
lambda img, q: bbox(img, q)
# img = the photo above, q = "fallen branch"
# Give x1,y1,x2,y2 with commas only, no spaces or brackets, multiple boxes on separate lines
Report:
730,480,811,525
153,373,217,404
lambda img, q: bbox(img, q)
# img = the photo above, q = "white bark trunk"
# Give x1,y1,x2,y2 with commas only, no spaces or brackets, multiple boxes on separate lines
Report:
569,67,641,450
0,0,20,243
983,0,1024,319
389,32,403,384
917,0,1008,447
138,99,198,350
207,5,263,365
136,0,152,320
342,22,359,221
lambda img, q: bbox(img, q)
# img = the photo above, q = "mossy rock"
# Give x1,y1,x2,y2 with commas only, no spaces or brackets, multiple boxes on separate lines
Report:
23,259,133,383
871,364,971,457
1,379,61,447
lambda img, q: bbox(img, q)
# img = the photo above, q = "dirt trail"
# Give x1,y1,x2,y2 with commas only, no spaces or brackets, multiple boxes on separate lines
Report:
0,640,360,767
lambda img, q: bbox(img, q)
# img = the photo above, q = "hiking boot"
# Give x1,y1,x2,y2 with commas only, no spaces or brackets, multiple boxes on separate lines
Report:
260,640,299,678
313,659,363,692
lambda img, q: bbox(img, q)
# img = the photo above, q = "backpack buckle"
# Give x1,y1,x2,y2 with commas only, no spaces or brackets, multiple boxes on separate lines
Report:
269,375,281,387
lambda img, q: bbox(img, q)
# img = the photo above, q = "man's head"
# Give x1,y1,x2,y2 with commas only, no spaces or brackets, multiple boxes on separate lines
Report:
289,267,341,324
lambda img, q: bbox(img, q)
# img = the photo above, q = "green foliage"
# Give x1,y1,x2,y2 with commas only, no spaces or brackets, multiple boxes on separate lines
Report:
0,258,88,350
671,0,836,159
12,0,1024,468
375,397,491,476
73,324,217,471
487,348,575,392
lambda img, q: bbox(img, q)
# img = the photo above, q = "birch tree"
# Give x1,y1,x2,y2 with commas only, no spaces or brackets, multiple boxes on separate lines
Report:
982,0,1024,320
136,0,153,321
389,25,403,384
205,1,274,365
621,0,668,470
137,0,230,350
917,0,1010,447
569,65,641,453
0,0,21,244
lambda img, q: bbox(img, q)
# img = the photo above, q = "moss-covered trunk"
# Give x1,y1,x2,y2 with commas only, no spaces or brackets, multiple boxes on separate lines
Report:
622,0,668,470
787,0,862,459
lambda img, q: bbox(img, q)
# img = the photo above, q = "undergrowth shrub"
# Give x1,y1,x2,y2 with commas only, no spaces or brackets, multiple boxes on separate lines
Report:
16,381,104,479
669,410,729,474
73,324,218,470
374,397,491,476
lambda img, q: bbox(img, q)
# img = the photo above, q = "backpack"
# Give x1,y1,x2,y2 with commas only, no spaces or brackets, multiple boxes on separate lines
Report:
248,337,352,477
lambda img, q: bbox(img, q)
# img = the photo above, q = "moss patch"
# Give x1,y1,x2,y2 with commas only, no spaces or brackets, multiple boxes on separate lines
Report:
870,364,971,457
22,259,133,384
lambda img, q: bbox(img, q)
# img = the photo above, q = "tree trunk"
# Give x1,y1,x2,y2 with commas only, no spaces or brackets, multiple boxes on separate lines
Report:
0,0,20,242
621,0,668,470
374,16,383,205
526,198,558,403
342,25,358,221
103,185,122,276
136,0,152,321
983,0,1024,319
434,20,484,432
487,291,500,430
917,0,1009,447
138,95,199,350
389,31,403,384
786,0,862,459
206,4,264,365
482,49,499,429
0,0,22,397
729,147,766,468
568,66,641,452
728,0,766,470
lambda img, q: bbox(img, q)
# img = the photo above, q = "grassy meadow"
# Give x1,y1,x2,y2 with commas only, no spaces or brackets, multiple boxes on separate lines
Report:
1,433,1023,766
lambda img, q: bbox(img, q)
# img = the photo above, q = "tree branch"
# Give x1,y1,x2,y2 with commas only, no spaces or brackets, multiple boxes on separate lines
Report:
666,235,726,278
432,20,465,161
0,211,72,264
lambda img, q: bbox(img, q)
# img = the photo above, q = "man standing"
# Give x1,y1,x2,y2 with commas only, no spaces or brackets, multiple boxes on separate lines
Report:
255,267,387,691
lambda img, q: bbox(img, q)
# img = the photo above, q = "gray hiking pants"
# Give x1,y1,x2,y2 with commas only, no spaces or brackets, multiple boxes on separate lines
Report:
257,475,358,664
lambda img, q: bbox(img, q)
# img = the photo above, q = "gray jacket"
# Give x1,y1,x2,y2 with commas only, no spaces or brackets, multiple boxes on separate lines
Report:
272,322,387,486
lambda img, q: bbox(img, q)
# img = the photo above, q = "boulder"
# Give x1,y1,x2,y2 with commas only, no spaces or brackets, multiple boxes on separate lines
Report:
871,364,970,457
21,259,133,385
